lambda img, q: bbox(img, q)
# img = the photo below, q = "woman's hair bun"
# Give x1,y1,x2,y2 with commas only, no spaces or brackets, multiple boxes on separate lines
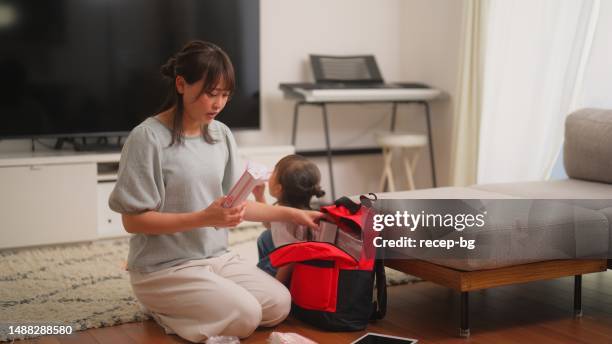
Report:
160,56,176,78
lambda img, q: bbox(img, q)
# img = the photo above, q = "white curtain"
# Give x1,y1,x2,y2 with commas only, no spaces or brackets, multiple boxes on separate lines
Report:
450,0,488,186
477,0,600,184
577,1,612,109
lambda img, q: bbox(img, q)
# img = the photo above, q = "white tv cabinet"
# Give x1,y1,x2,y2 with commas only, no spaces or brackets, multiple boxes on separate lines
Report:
0,145,294,249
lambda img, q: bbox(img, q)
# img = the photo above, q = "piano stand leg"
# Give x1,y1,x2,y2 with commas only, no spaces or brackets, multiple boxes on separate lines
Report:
421,101,437,187
322,104,336,200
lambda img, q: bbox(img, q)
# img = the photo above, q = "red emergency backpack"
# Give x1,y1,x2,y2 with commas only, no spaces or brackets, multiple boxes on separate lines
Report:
268,195,387,331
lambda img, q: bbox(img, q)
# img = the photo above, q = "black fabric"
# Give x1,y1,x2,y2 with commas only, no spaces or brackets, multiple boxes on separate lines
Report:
291,304,366,331
339,218,362,234
337,270,375,322
359,193,378,208
371,258,387,320
334,196,362,214
290,269,375,331
301,259,335,268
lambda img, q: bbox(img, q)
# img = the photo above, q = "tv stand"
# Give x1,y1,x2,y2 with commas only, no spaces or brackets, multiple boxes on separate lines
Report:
0,145,294,249
54,136,123,152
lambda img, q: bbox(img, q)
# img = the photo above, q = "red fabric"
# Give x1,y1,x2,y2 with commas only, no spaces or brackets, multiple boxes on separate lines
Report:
266,199,384,325
290,263,339,312
268,239,376,314
321,205,366,234
269,242,358,269
323,203,379,270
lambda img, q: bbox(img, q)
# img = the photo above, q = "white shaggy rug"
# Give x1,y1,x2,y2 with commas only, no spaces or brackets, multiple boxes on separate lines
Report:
0,226,417,341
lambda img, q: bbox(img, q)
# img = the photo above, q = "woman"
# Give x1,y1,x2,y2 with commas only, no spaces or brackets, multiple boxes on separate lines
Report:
109,41,321,342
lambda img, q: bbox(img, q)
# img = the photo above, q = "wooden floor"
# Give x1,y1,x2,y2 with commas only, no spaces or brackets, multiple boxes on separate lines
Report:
18,270,612,344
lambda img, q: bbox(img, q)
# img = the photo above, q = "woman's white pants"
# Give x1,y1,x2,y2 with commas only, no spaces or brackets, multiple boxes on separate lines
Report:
129,251,291,343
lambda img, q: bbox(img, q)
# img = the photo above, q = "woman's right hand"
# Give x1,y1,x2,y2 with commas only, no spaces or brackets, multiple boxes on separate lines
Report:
200,197,246,228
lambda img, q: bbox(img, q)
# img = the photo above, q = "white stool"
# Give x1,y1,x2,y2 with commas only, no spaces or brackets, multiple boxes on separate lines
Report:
375,132,428,191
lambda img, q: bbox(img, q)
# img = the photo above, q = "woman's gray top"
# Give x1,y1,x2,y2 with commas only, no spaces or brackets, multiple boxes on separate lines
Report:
109,117,242,273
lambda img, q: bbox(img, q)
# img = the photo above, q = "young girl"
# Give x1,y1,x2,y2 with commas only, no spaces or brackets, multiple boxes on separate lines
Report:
252,154,326,283
108,41,321,343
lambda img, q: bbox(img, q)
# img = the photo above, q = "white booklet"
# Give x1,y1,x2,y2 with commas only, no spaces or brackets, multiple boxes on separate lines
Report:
222,162,271,208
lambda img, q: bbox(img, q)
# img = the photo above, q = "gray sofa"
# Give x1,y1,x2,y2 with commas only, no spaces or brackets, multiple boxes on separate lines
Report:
377,108,612,336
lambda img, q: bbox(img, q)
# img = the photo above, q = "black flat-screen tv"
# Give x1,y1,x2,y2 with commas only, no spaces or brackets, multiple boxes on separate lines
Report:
0,0,260,139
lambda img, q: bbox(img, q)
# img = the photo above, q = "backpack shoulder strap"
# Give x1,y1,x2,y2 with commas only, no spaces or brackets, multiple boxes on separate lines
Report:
334,196,361,214
370,258,387,320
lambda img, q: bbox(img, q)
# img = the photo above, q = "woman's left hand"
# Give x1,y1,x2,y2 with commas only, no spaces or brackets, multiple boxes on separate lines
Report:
290,208,323,230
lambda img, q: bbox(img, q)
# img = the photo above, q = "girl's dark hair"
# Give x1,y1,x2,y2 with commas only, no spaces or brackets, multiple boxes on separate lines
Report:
274,155,325,209
159,40,235,146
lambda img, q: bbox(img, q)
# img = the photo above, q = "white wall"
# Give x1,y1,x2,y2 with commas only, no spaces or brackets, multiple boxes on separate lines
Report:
235,0,464,200
0,0,465,201
234,0,403,201
399,0,464,189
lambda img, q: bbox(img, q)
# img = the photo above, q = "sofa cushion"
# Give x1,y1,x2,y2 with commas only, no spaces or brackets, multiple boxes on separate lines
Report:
564,108,612,184
377,186,518,199
470,179,612,210
380,199,609,271
598,207,612,259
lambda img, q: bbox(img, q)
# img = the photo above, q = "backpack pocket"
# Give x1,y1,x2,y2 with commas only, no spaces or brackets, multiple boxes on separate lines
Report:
290,260,339,312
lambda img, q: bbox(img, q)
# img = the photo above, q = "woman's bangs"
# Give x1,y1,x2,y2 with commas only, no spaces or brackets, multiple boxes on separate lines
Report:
199,55,235,96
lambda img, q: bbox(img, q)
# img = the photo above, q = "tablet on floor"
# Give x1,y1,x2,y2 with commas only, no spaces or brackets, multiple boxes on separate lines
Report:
351,332,418,344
